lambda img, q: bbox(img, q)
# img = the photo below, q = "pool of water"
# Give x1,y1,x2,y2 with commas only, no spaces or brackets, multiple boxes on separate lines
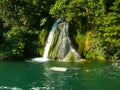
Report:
0,60,120,90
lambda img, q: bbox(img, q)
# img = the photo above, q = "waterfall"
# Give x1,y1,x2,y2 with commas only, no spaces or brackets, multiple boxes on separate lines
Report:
62,22,80,60
43,18,61,58
32,18,81,62
32,18,62,62
67,35,81,61
48,19,81,61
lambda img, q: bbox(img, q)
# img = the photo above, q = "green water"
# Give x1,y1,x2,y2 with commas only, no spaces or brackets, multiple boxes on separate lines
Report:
0,60,120,90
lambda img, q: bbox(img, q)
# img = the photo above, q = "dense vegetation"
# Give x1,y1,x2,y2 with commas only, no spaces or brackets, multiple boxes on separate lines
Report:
0,0,120,60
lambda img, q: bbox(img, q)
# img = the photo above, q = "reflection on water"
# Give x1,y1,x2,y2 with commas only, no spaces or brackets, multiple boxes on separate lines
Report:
0,61,120,90
0,86,22,90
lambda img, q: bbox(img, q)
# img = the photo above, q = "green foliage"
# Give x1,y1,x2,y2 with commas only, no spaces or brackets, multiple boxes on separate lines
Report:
50,0,67,17
0,0,55,27
85,33,106,60
0,26,40,59
0,0,120,61
50,0,84,22
74,30,86,57
98,0,120,60
1,26,25,58
50,0,120,60
38,29,48,56
0,0,55,60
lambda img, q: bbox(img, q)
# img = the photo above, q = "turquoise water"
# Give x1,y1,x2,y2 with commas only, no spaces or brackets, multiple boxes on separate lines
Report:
0,60,120,90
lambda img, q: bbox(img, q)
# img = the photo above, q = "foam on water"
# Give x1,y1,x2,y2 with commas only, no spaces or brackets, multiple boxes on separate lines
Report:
49,67,68,72
32,57,50,62
0,86,22,90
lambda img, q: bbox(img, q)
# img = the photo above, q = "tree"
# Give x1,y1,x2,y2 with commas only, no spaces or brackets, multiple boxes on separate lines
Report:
0,0,55,59
50,0,120,60
99,0,120,60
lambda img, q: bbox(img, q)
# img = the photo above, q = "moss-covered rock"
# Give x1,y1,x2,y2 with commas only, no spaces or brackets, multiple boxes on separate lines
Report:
48,22,71,60
38,29,48,56
39,29,48,46
64,51,75,62
47,21,80,61
96,56,106,61
48,28,59,59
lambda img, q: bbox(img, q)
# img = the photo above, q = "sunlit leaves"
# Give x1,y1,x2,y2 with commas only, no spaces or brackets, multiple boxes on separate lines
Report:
99,0,120,60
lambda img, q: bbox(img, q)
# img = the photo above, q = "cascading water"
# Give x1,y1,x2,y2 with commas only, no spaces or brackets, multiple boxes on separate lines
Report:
32,18,62,62
67,35,81,61
43,18,61,58
48,19,81,61
63,23,80,61
32,18,81,62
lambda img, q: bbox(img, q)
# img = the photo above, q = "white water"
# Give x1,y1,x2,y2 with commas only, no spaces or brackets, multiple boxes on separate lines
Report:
49,67,68,72
43,25,57,58
32,18,81,62
63,23,81,61
32,18,61,62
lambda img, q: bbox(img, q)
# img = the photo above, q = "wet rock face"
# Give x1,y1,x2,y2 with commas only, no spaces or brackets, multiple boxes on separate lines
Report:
48,22,70,59
48,21,81,61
